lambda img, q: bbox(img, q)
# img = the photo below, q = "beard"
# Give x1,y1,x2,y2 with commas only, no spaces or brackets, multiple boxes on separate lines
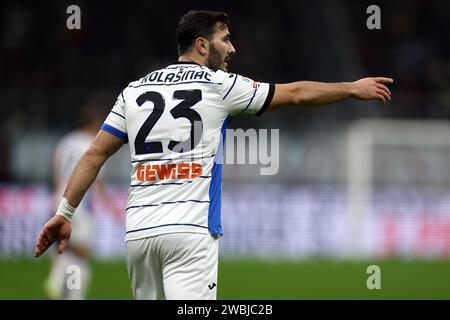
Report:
207,45,227,71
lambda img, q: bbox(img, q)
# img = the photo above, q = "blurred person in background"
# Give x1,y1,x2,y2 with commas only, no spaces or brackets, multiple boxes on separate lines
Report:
35,10,393,300
44,100,122,300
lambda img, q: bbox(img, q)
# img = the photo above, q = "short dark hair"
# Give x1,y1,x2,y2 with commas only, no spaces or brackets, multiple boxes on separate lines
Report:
176,10,230,55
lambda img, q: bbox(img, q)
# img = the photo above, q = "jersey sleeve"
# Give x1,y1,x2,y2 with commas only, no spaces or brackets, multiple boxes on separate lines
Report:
217,71,275,117
101,91,128,143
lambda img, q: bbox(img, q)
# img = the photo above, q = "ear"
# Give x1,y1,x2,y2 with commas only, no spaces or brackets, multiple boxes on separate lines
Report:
194,37,209,56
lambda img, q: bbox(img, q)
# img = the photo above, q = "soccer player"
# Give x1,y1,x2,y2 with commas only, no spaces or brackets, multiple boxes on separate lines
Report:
43,103,121,300
34,10,393,300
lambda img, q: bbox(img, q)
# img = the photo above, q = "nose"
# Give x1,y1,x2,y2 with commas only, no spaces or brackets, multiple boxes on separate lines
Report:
228,42,236,56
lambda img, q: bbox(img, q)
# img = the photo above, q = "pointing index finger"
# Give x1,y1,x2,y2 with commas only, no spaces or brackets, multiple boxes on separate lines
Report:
375,77,394,84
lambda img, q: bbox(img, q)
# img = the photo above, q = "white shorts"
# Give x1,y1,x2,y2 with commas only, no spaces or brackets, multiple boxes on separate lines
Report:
125,233,218,300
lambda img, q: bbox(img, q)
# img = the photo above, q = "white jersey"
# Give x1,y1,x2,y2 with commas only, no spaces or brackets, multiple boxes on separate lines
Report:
102,62,274,241
54,130,95,214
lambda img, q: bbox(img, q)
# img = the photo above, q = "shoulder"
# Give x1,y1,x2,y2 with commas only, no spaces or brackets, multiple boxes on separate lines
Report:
213,71,258,87
211,69,233,82
210,70,240,95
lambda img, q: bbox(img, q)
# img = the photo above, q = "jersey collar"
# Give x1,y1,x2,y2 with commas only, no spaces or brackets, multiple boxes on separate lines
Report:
172,61,202,66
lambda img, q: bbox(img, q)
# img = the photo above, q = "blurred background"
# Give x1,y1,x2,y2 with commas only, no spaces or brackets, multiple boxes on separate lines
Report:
1,0,450,299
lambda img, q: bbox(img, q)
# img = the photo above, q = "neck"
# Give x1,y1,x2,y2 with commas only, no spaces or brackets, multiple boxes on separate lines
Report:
178,54,206,67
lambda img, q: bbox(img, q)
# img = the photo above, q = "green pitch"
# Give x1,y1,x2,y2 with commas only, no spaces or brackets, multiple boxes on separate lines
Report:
1,257,449,299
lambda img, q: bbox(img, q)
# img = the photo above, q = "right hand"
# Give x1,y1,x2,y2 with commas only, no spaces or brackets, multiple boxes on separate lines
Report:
34,215,72,257
351,77,394,104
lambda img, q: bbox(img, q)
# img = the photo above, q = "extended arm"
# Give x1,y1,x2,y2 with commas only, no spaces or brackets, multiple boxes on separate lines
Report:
34,130,124,257
267,77,393,111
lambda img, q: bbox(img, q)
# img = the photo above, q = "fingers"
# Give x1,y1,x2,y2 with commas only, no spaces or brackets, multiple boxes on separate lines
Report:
376,89,390,103
376,87,391,101
58,238,68,254
376,93,386,104
34,227,54,257
373,80,391,104
374,77,394,84
377,83,391,96
34,230,49,257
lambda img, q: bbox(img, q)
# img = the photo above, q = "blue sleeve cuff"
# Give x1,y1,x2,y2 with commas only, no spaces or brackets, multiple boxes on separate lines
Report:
101,123,128,143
